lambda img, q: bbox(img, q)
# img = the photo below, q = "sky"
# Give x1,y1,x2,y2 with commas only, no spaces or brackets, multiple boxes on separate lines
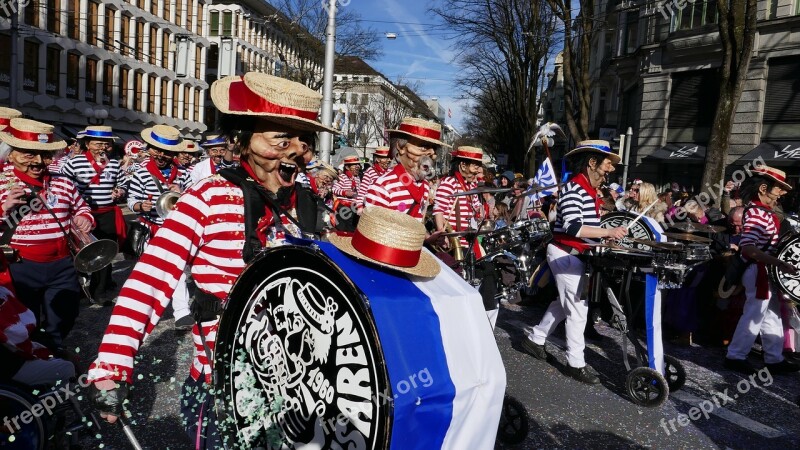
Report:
347,0,470,133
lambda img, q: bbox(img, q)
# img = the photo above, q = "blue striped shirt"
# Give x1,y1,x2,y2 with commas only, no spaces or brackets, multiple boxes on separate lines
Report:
554,180,600,238
60,155,127,209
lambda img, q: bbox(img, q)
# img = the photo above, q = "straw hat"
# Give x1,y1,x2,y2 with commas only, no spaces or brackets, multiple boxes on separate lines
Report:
328,207,441,278
387,117,448,148
452,146,484,163
564,139,621,164
140,124,184,152
0,118,66,151
752,166,792,191
181,140,201,153
210,72,337,133
83,125,118,141
201,134,227,147
374,146,390,158
0,107,23,131
342,155,360,166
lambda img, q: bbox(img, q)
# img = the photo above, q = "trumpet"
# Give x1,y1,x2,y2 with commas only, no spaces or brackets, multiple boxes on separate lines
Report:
155,191,180,219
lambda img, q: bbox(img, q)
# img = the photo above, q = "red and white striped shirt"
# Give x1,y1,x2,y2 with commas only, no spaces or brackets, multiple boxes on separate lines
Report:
88,171,300,384
357,164,388,208
0,286,52,361
0,169,95,262
434,173,482,245
364,164,430,222
739,201,780,251
332,171,360,204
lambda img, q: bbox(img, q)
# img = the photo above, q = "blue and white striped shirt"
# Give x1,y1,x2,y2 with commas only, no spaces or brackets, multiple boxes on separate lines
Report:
554,179,600,237
60,155,127,209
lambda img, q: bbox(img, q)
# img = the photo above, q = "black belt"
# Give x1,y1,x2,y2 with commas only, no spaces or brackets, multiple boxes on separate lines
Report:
191,289,223,322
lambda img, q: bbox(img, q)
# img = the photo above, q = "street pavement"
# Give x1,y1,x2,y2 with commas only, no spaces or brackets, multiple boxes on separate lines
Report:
65,259,800,449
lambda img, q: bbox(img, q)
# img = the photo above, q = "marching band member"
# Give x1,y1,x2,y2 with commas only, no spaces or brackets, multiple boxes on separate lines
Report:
725,167,799,375
433,146,485,248
0,118,95,348
521,140,626,384
88,72,332,449
60,126,128,300
331,154,361,230
363,117,444,222
357,146,391,210
185,134,232,189
175,140,200,190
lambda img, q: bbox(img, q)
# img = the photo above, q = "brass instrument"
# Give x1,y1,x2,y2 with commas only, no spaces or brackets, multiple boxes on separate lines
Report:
444,221,465,262
155,191,181,219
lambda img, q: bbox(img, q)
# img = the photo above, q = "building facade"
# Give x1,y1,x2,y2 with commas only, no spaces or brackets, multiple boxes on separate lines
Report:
590,0,800,189
0,0,211,140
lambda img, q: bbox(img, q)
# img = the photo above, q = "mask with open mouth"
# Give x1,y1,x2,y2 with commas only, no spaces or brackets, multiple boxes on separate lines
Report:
278,161,298,184
418,156,436,181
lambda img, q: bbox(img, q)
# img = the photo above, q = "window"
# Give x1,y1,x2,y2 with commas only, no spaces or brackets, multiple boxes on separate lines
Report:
207,44,218,70
161,79,168,114
187,0,194,33
46,0,61,34
195,46,201,78
361,93,368,105
87,1,99,46
162,31,170,69
151,0,159,17
121,15,131,56
150,27,158,65
172,83,179,118
763,56,800,139
134,71,143,111
103,62,114,105
184,85,191,119
196,3,203,36
194,89,200,121
136,20,144,61
0,34,10,87
66,52,79,98
164,1,171,22
210,11,220,36
119,67,129,108
46,45,60,96
24,1,40,28
668,69,719,143
222,12,233,37
149,76,156,113
85,58,97,102
677,0,717,31
624,10,639,54
23,40,39,92
104,8,115,51
67,0,79,40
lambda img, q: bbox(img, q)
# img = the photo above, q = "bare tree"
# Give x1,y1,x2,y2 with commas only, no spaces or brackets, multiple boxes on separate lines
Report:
702,0,758,190
432,0,558,174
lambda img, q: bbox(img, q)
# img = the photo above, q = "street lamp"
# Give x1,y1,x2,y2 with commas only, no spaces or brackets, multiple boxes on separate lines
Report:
318,0,338,164
84,107,109,125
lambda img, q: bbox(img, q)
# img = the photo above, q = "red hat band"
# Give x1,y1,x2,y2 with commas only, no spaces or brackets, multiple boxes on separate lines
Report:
228,78,318,121
398,123,440,141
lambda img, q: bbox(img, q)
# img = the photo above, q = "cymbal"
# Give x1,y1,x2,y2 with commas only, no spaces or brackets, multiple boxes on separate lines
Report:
627,238,684,251
448,186,512,197
440,228,499,238
664,232,713,244
668,222,725,233
516,183,560,199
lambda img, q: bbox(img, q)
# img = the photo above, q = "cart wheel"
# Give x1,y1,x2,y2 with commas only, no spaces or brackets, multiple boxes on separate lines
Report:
626,367,669,407
663,355,686,392
496,395,529,445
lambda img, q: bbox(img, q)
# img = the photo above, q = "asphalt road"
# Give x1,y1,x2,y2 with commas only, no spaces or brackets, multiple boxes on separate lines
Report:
63,261,800,450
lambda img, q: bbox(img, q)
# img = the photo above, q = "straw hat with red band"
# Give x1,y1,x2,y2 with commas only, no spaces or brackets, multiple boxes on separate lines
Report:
181,140,201,153
140,124,184,153
752,166,792,191
0,118,67,151
564,139,621,164
452,146,484,163
342,155,360,166
374,146,391,158
387,117,448,148
328,207,441,278
210,72,338,133
0,107,23,131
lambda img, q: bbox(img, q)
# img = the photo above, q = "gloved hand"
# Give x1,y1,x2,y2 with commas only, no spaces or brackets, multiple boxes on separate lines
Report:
90,380,129,424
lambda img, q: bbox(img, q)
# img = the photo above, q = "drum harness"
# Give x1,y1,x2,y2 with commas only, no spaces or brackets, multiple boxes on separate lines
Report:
190,166,319,374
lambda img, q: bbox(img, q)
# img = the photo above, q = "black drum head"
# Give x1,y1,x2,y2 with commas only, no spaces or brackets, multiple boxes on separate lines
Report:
214,245,392,449
601,211,657,251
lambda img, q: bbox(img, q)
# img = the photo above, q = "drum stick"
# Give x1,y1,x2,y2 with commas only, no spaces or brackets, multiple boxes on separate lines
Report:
118,415,144,450
626,200,660,232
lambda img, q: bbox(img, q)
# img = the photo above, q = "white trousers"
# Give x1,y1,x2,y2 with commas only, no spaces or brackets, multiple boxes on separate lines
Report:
171,272,191,320
527,244,589,368
726,264,785,364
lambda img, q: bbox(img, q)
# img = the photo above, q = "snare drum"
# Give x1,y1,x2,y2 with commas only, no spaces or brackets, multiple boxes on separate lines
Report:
683,244,711,263
215,243,506,449
600,212,667,251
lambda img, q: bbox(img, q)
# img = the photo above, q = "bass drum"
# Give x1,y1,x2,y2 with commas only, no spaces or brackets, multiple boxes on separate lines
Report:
769,234,800,304
214,242,506,450
600,211,667,251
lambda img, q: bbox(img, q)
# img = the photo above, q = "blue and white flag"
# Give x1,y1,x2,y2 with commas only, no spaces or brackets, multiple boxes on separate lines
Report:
529,157,558,201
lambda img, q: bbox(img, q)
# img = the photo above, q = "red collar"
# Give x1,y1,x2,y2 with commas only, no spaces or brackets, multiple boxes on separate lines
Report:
390,164,427,215
374,163,387,176
145,158,178,185
13,168,48,189
572,173,601,216
84,151,108,184
345,169,358,181
209,158,217,175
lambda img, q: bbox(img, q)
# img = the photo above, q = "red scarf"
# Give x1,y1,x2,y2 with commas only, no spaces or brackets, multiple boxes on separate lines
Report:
391,164,427,217
572,173,601,216
374,163,387,176
145,158,178,186
13,168,48,190
552,173,601,253
83,151,108,184
209,158,217,175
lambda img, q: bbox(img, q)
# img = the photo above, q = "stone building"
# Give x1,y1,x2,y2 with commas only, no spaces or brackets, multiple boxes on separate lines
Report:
0,0,211,140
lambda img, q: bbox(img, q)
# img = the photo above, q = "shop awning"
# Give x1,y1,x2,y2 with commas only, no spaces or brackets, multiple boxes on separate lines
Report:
115,131,141,144
645,143,706,163
732,141,800,166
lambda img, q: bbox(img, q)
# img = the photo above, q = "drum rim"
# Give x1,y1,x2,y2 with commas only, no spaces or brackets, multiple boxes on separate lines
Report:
769,233,800,303
214,244,394,449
